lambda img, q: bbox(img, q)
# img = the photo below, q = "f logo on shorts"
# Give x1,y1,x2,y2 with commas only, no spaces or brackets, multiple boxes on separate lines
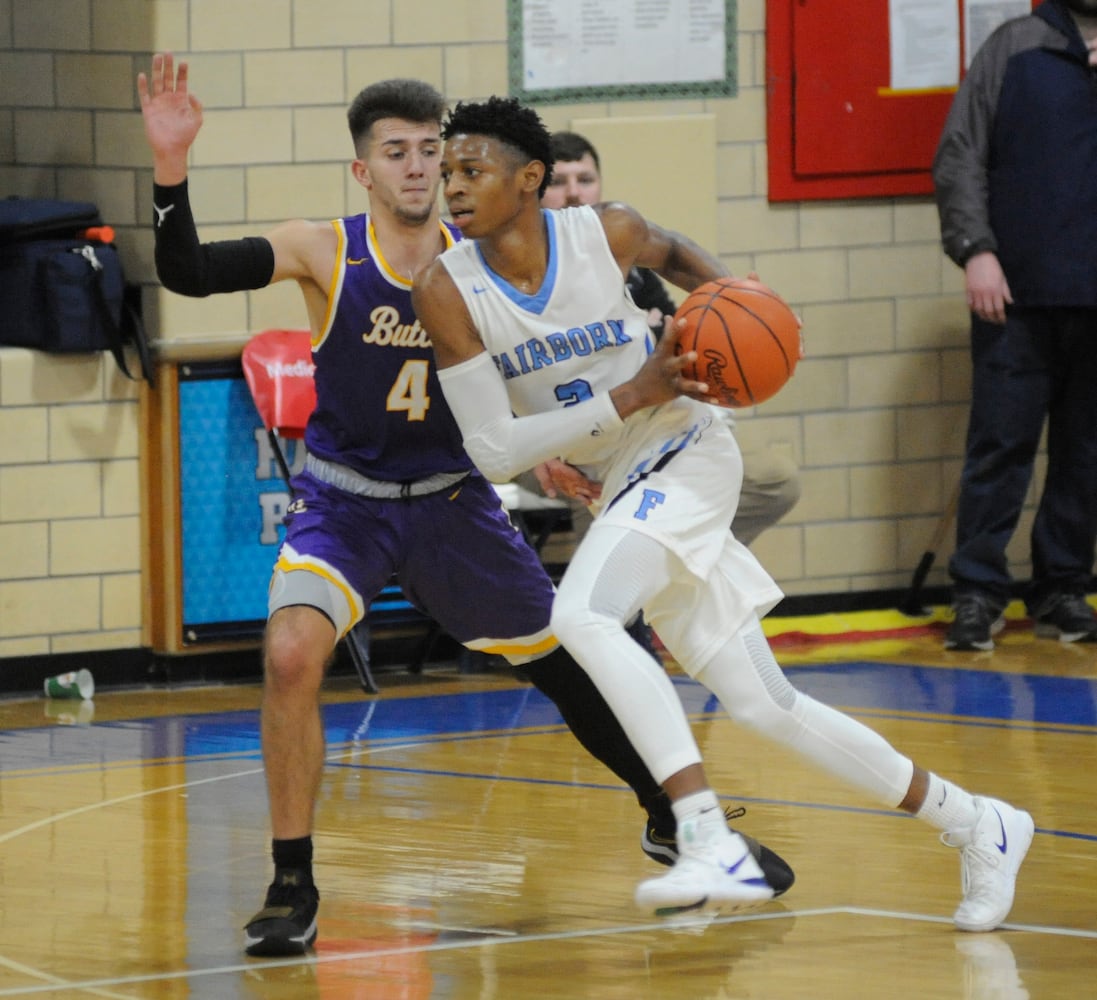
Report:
634,489,666,521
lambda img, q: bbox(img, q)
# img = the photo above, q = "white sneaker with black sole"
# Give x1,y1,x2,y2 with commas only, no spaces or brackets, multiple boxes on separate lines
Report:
942,796,1034,932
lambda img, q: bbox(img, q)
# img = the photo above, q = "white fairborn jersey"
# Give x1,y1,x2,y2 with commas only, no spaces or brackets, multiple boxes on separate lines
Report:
440,205,684,472
439,204,773,592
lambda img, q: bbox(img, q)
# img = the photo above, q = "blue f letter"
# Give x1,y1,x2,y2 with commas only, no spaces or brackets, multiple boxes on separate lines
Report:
634,489,666,521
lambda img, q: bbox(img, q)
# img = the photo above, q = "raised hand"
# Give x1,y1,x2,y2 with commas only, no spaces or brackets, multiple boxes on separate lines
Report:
137,52,203,183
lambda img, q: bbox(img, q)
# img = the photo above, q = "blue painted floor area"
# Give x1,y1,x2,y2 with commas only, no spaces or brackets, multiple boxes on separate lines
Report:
2,662,1094,775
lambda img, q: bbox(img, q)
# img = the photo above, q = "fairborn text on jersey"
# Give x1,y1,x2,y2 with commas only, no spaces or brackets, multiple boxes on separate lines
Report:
491,318,633,379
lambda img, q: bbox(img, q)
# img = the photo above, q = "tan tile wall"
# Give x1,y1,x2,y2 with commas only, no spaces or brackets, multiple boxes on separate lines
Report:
0,0,1037,656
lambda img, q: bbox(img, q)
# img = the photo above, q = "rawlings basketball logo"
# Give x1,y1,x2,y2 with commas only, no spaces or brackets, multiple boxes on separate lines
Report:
700,348,744,407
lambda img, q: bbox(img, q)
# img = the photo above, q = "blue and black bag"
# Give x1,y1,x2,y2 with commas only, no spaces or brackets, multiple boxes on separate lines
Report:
0,196,153,384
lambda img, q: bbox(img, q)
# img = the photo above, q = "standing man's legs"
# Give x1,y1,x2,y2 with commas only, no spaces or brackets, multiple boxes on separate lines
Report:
1026,309,1097,640
947,312,1047,650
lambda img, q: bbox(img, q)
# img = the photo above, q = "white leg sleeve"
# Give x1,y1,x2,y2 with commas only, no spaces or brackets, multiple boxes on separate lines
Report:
696,616,915,807
551,525,702,786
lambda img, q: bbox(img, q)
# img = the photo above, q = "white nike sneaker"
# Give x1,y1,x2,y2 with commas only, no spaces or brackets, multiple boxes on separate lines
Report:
942,796,1034,932
635,829,774,917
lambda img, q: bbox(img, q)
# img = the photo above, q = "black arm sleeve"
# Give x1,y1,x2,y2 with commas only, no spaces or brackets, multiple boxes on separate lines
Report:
152,180,275,297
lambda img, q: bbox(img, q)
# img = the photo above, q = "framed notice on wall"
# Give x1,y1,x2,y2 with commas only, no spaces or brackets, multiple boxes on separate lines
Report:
507,0,736,104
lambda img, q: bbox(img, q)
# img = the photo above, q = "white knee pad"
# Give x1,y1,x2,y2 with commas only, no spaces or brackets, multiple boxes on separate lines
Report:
697,618,914,806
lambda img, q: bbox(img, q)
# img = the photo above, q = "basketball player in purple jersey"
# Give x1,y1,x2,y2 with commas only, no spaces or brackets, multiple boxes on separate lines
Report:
138,54,793,957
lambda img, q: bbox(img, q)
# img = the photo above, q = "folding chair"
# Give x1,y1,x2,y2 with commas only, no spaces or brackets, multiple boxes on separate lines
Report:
241,329,378,694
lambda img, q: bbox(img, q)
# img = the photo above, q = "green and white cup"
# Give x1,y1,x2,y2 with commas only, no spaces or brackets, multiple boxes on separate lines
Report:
43,668,94,700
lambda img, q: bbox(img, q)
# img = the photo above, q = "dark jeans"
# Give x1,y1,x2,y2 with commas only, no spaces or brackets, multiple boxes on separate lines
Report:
949,307,1097,610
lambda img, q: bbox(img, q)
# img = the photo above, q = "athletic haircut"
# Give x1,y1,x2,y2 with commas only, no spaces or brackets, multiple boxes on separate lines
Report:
550,131,600,171
346,79,446,156
442,96,554,197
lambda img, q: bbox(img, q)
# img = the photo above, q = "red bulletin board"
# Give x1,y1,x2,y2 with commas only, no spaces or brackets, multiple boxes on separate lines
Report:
765,1,1038,202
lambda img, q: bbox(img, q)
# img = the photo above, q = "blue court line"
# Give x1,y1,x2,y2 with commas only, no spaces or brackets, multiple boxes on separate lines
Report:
2,661,1094,774
2,663,1094,848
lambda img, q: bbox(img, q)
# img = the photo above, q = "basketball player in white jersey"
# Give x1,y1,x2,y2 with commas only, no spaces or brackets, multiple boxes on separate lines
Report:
412,96,1033,929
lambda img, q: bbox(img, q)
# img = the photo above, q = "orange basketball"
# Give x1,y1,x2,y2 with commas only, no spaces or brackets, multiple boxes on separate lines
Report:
673,277,801,408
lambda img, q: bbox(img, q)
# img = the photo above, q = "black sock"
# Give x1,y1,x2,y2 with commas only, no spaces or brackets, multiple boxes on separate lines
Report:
272,836,313,878
523,645,662,810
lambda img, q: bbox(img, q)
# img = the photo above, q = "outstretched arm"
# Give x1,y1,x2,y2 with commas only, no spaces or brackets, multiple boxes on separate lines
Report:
137,53,331,299
412,258,712,483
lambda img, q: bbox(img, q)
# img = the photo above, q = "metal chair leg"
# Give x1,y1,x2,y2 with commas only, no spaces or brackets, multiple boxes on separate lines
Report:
343,619,378,694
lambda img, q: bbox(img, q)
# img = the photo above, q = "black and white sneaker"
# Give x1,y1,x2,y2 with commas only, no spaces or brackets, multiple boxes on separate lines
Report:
1031,593,1097,643
945,593,1006,651
243,868,319,957
642,806,795,897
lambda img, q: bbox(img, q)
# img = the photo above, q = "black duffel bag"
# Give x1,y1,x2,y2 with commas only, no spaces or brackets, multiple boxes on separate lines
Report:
0,196,154,384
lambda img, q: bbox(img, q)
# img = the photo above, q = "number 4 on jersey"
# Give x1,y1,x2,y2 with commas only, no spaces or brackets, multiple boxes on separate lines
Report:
387,359,430,421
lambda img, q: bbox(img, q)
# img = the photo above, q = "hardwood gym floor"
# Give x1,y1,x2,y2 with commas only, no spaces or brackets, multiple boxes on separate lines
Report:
0,608,1093,998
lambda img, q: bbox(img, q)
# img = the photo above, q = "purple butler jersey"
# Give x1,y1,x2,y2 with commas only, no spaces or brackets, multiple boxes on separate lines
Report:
271,212,559,661
308,214,471,481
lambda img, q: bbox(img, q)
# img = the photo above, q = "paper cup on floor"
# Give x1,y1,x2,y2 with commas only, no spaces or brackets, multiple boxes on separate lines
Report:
44,668,94,700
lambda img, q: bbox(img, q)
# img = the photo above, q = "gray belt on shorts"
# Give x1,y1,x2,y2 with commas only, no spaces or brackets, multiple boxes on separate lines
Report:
304,453,470,499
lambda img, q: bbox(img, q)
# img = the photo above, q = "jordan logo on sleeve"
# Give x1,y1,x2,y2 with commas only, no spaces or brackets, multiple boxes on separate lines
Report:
153,202,175,227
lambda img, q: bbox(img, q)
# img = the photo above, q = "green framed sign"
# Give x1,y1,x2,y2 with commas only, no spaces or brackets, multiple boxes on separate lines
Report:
508,0,737,104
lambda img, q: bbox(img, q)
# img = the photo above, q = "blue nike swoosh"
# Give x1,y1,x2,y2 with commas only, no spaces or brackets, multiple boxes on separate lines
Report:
725,852,751,876
993,807,1007,853
472,286,488,294
724,851,771,890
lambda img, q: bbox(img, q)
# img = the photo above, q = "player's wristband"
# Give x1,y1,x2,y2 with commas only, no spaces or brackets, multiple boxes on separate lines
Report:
153,180,275,297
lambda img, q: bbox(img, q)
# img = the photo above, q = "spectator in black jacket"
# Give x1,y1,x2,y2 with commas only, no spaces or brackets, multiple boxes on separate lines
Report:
932,0,1097,651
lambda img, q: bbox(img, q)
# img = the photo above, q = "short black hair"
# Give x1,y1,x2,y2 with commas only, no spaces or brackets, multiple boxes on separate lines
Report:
550,131,600,171
442,96,553,197
347,79,446,156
